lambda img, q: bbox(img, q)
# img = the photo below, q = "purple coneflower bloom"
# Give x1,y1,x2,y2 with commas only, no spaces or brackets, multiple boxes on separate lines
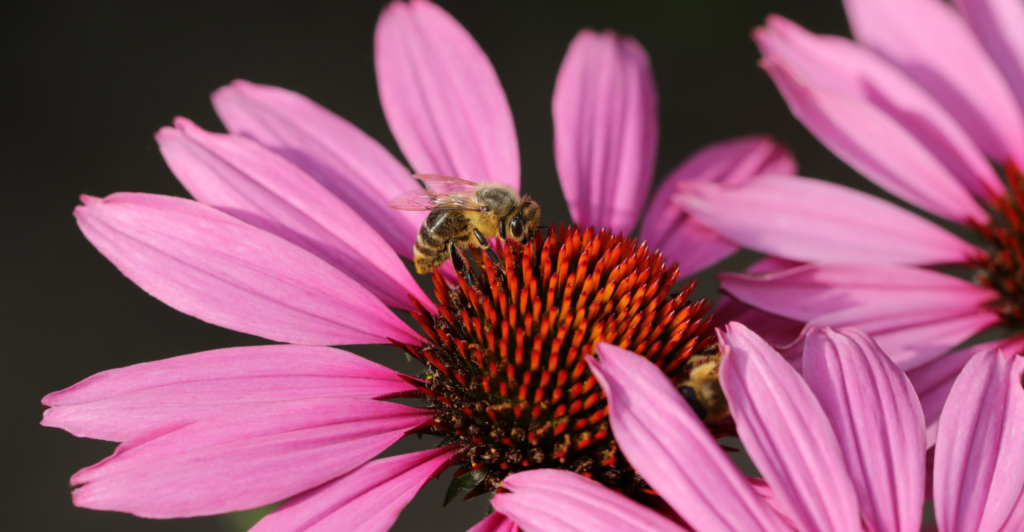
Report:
668,0,1024,441
495,323,1024,532
42,1,791,529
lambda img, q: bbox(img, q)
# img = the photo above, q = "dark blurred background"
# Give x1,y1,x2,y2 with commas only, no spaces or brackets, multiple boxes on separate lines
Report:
3,1,867,530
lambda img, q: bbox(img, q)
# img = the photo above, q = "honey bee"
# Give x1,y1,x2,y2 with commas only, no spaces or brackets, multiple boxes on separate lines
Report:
679,349,729,423
389,174,541,274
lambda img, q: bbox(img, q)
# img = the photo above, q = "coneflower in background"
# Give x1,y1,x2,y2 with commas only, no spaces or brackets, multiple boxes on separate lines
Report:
676,0,1024,444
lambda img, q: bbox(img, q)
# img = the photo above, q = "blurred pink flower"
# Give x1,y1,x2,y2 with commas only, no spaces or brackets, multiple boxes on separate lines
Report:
42,0,792,530
672,0,1024,442
495,323,1024,532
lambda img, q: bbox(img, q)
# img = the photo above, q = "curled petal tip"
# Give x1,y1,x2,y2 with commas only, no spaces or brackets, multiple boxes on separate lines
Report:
153,124,177,141
171,115,196,130
78,194,101,206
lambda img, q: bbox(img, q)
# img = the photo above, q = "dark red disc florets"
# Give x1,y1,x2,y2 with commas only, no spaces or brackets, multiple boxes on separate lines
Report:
394,224,719,499
970,162,1024,325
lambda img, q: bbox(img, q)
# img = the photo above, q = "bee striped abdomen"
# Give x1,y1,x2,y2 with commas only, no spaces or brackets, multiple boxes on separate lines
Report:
414,210,470,273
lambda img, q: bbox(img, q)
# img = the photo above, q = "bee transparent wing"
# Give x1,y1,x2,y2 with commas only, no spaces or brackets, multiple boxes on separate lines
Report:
387,189,442,211
388,188,485,212
414,174,480,194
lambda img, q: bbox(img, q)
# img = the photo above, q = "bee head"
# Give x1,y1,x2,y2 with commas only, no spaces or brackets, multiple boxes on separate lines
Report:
508,200,541,243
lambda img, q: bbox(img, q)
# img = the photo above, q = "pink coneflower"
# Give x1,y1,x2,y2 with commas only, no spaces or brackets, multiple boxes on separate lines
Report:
494,323,1024,532
670,0,1024,440
42,1,791,529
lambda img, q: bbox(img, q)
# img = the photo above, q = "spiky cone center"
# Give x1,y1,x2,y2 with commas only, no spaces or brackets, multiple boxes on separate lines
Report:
970,162,1024,325
395,224,720,500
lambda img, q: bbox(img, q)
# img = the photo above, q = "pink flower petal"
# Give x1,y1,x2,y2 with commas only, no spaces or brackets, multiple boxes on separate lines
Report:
803,328,925,532
71,398,430,518
1004,489,1024,532
157,117,433,313
907,335,1024,447
588,343,787,531
210,80,425,259
721,263,995,323
640,135,796,277
746,256,805,274
843,0,1024,166
466,513,519,532
493,469,689,532
722,264,1001,369
747,477,800,530
75,193,420,346
756,15,1003,199
719,322,861,532
677,175,977,265
651,221,742,280
933,349,1024,531
761,57,986,223
714,294,804,350
714,258,806,352
954,0,1024,120
374,0,518,188
250,446,456,532
552,29,657,234
813,304,1001,372
41,345,414,442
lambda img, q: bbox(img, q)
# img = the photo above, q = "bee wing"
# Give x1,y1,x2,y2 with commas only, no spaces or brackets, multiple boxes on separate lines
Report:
388,188,485,212
414,174,480,194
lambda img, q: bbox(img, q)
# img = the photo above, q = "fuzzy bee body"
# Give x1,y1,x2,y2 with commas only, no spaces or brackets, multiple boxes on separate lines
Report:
390,176,541,274
679,348,729,424
414,209,471,272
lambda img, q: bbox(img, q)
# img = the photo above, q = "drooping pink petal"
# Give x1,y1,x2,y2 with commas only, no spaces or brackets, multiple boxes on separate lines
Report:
41,345,415,442
714,257,806,351
954,0,1024,117
552,29,657,234
803,328,925,532
493,469,689,532
933,350,1024,531
761,57,986,223
75,193,420,346
677,174,977,265
719,322,861,532
651,221,742,280
466,513,519,532
907,335,1024,446
721,263,996,323
722,264,1001,370
374,0,518,188
714,295,805,349
640,135,796,277
71,398,430,518
587,343,787,531
843,0,1024,166
156,117,433,312
756,15,1004,199
250,446,456,532
813,304,1001,372
211,80,425,258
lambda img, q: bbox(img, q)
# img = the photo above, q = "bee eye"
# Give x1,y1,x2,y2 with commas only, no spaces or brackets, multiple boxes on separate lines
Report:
509,216,525,241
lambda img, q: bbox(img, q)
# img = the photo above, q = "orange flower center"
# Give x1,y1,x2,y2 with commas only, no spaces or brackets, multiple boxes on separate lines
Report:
394,224,721,500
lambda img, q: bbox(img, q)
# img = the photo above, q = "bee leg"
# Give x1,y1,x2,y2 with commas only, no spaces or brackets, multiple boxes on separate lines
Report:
472,228,505,273
448,240,475,288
